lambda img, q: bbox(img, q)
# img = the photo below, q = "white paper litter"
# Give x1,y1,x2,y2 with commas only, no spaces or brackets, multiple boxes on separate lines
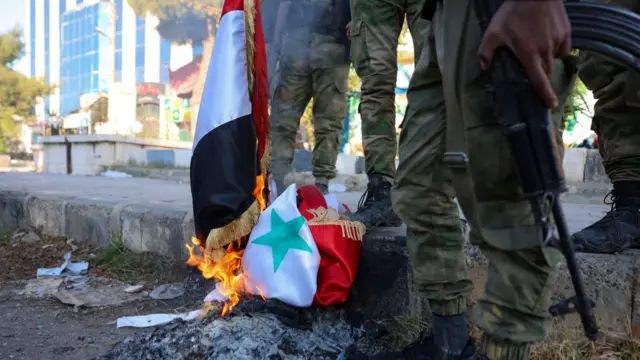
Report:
37,252,89,278
328,184,347,193
116,309,204,328
203,283,229,303
323,194,349,214
101,170,132,178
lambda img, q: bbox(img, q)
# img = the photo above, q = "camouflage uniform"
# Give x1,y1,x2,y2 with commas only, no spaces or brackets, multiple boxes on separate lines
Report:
387,1,577,359
268,0,350,194
347,0,430,228
571,0,640,254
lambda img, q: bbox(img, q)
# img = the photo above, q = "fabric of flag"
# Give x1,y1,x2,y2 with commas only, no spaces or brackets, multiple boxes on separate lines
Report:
242,184,364,308
190,0,269,262
242,184,320,307
296,185,364,307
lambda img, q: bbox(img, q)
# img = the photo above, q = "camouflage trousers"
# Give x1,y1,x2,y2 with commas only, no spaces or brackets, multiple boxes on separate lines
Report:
269,32,349,188
392,0,577,354
578,0,640,182
350,0,429,178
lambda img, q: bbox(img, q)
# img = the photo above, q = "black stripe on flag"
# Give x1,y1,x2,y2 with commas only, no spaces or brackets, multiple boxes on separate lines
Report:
190,114,258,239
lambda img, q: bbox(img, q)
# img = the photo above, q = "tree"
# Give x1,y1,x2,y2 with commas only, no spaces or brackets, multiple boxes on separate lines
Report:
126,0,223,139
0,27,52,152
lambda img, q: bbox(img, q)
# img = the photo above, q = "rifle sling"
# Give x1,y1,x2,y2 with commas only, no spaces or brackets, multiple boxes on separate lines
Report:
439,0,486,244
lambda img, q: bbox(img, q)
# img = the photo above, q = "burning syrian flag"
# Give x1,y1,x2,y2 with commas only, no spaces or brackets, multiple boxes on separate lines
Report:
187,0,269,314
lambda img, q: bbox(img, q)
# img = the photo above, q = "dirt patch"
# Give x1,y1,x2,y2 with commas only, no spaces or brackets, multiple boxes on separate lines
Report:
0,232,79,282
88,236,188,287
0,230,188,287
0,230,205,360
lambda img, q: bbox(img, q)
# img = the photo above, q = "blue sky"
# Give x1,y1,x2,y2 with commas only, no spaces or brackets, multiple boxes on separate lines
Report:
0,0,28,74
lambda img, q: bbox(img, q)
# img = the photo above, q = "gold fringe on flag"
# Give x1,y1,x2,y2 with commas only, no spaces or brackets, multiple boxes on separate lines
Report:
204,0,269,262
306,207,366,242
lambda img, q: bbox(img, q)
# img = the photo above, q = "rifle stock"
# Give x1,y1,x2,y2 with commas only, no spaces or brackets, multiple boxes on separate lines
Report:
471,0,600,341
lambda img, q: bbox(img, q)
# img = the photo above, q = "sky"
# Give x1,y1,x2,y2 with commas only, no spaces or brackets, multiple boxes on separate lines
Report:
0,0,29,75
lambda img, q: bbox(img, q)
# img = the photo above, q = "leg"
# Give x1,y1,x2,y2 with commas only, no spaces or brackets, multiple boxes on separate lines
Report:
405,0,430,66
571,0,640,254
393,22,475,357
436,1,576,357
348,0,404,227
351,0,403,179
309,44,350,190
269,40,313,194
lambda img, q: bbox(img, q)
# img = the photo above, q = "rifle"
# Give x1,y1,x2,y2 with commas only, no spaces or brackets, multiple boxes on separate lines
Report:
468,0,601,340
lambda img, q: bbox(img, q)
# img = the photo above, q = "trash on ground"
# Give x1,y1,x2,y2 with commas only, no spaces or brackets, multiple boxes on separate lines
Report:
66,238,78,251
37,252,88,278
20,232,41,243
328,184,347,193
53,276,147,307
124,284,144,293
21,277,64,298
149,283,185,300
101,170,132,178
116,309,204,328
203,283,229,303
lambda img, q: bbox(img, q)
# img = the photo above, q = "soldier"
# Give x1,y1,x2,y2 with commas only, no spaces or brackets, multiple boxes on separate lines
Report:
347,0,430,228
381,1,574,359
570,0,640,254
267,0,351,195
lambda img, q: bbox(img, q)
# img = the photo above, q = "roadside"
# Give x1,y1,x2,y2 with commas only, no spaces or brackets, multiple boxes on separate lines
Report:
0,230,201,360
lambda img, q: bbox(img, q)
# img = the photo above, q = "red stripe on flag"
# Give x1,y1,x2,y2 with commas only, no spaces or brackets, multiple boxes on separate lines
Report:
251,3,269,168
221,0,244,16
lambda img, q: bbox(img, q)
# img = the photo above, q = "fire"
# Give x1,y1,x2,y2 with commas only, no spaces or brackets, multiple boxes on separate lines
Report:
185,175,267,316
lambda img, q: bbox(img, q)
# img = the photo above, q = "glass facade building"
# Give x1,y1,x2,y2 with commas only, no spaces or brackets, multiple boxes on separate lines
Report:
59,2,114,115
26,0,200,123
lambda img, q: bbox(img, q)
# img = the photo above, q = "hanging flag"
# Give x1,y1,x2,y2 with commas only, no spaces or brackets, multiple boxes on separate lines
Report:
190,0,270,263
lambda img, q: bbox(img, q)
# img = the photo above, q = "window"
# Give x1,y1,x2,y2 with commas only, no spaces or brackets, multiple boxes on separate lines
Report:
135,47,145,67
136,67,144,84
92,74,99,91
115,51,122,72
160,66,170,84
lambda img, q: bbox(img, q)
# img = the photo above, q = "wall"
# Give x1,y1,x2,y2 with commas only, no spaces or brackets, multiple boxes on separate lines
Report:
41,134,191,175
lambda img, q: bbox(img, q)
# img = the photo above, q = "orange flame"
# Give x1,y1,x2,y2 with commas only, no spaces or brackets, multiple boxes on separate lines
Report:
186,175,267,316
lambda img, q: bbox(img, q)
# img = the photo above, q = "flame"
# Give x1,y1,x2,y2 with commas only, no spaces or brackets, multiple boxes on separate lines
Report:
186,175,267,316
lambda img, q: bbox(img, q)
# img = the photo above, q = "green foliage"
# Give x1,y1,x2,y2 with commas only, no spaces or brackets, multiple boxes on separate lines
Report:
127,0,223,43
563,79,591,132
89,96,109,132
0,27,52,153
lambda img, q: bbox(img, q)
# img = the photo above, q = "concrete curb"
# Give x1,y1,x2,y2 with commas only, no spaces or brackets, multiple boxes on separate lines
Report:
0,190,192,261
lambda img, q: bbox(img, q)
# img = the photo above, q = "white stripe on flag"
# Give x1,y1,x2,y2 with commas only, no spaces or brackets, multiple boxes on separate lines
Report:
193,10,252,149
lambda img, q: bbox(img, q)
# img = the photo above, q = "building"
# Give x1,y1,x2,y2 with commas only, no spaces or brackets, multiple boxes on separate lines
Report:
24,0,200,127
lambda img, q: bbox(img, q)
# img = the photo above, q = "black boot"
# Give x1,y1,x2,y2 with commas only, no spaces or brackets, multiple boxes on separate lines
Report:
315,183,329,194
572,182,640,254
348,174,402,228
370,333,478,360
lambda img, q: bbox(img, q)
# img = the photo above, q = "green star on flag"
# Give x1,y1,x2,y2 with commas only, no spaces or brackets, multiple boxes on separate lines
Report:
251,209,313,273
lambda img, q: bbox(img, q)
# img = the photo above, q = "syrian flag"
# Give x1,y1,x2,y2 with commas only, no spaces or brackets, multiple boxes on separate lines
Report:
190,0,269,254
243,184,321,307
242,184,365,308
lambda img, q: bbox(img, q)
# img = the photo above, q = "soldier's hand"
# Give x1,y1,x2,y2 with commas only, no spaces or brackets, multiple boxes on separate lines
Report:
477,0,571,108
346,22,352,40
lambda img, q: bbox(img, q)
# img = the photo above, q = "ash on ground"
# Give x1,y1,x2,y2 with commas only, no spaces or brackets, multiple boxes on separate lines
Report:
98,298,383,360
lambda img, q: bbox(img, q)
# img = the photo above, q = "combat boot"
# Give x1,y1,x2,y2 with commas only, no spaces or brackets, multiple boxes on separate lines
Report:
572,182,640,254
370,333,478,360
315,183,329,194
348,174,402,228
